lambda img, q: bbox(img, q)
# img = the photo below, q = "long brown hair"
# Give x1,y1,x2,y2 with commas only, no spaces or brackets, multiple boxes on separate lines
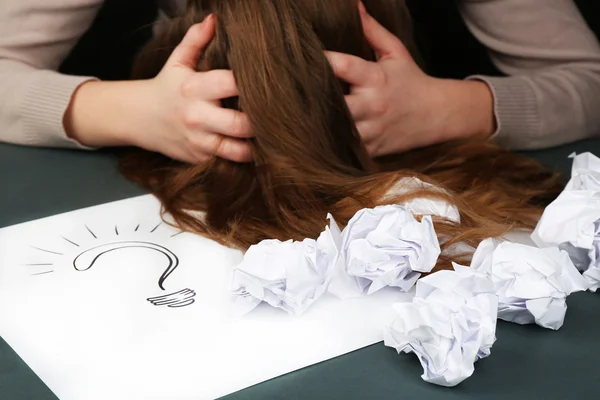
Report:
121,0,562,270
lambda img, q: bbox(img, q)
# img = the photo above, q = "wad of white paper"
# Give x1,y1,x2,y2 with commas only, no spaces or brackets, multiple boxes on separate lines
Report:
532,152,600,291
469,239,588,330
383,265,498,387
231,218,341,315
565,151,600,191
329,205,441,298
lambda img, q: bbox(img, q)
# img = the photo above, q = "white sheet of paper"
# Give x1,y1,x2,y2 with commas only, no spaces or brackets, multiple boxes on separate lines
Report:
0,195,411,400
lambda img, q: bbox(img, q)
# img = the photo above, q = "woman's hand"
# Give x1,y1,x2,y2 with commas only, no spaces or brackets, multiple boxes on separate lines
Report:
326,2,496,157
145,15,253,163
65,15,253,163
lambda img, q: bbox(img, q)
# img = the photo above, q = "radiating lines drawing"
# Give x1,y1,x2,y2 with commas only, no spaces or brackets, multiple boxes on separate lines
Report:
28,223,194,308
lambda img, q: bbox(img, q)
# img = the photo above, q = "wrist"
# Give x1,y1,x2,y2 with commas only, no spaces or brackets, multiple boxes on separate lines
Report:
433,78,496,142
64,80,154,148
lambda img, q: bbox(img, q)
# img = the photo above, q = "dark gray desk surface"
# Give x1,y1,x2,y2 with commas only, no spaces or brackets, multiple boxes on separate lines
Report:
1,141,599,400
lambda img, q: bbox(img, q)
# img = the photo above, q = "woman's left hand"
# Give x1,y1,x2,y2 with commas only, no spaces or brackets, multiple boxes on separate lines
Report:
326,2,496,157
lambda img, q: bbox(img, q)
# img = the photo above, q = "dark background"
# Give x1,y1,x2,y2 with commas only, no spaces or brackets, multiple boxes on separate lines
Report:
408,0,600,78
59,0,600,82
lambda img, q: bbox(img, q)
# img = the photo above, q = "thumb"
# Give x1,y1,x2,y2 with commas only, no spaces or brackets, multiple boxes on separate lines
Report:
166,14,216,69
358,1,409,59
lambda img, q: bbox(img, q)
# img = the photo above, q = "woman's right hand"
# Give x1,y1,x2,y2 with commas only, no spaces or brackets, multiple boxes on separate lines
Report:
65,15,253,163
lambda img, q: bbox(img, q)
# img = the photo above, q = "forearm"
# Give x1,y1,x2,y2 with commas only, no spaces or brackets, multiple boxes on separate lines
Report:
64,79,155,148
432,78,496,144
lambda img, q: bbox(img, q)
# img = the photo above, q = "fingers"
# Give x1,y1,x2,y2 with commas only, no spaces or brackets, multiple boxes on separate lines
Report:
181,101,253,161
358,1,408,58
202,108,253,139
345,91,389,121
184,104,253,139
189,133,253,163
326,51,382,87
355,119,383,143
167,15,216,69
182,70,239,100
345,94,371,121
211,135,253,163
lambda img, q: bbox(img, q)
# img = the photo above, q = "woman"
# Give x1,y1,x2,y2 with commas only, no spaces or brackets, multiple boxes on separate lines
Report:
114,0,562,273
0,0,598,162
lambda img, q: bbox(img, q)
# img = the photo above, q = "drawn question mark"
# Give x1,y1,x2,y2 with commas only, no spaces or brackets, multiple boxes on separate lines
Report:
73,241,195,308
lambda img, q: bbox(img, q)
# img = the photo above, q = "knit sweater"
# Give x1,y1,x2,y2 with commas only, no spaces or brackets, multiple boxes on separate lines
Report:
0,0,599,150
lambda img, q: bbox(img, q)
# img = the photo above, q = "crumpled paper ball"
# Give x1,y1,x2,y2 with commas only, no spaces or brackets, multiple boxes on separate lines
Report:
532,152,600,292
469,238,589,330
231,220,340,315
565,151,600,191
329,205,441,298
384,265,498,387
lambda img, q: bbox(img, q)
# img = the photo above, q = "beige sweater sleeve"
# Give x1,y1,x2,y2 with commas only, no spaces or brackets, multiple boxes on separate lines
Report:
0,0,103,148
459,0,600,149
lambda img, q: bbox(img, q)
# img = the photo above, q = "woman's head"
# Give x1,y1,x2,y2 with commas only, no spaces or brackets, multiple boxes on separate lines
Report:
122,0,561,269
